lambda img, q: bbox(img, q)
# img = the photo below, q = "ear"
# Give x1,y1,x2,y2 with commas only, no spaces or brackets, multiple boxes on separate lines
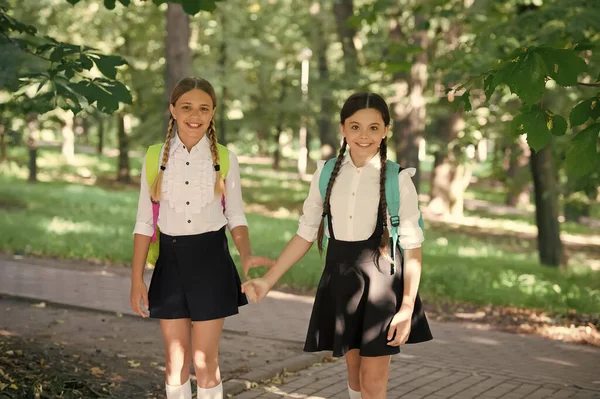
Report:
383,125,390,139
339,123,346,139
169,104,176,120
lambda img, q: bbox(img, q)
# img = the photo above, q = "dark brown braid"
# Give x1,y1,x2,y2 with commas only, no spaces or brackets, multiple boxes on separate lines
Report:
378,138,390,259
150,115,175,202
207,118,225,196
317,139,348,256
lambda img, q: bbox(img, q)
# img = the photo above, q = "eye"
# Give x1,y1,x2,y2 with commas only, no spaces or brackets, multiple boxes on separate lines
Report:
201,107,209,112
370,126,378,131
182,106,191,110
351,125,359,130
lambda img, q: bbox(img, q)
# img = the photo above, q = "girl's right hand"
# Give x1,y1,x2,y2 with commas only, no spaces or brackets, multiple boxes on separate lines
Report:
130,279,149,318
241,278,272,303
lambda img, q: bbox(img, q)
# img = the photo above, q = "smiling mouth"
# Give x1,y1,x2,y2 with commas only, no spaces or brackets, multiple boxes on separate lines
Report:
185,122,202,129
356,143,373,148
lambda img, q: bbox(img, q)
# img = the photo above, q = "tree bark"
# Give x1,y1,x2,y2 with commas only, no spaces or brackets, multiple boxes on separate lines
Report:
165,4,191,132
218,10,227,144
0,125,6,163
26,115,39,183
117,114,131,183
428,112,471,216
333,0,359,76
530,145,562,267
97,116,104,155
273,125,283,170
390,16,428,191
505,135,531,207
315,9,337,159
61,113,75,164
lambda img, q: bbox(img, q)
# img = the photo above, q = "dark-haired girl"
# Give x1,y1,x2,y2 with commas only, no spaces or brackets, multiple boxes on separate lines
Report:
242,92,432,399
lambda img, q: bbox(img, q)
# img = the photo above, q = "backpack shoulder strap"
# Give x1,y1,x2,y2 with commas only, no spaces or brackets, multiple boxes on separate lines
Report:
318,158,337,249
217,144,229,179
318,158,337,200
145,144,163,187
385,160,401,274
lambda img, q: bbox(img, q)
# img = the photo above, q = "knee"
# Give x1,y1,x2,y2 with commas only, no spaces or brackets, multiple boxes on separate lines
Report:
347,362,361,388
165,349,191,383
360,368,387,396
193,351,219,374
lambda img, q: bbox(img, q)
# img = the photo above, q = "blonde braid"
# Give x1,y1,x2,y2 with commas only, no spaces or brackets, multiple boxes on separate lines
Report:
207,118,225,196
316,139,347,256
150,116,175,202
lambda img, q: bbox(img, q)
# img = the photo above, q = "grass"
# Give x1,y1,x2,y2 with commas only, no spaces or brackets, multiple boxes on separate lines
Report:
1,146,599,315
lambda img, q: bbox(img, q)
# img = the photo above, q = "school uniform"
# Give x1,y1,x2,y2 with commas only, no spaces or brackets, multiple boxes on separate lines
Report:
298,152,432,357
133,133,248,321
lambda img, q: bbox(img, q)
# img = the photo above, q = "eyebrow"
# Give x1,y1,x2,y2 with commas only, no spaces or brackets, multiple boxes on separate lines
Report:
180,102,211,106
349,121,381,126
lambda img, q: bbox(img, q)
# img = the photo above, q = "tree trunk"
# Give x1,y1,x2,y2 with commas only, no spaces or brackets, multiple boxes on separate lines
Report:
26,116,39,183
530,145,562,267
333,0,359,76
61,113,75,164
428,113,471,216
165,4,191,132
97,116,104,155
505,135,531,207
0,125,6,163
315,9,337,159
218,10,227,144
273,125,283,170
117,114,131,183
390,17,428,191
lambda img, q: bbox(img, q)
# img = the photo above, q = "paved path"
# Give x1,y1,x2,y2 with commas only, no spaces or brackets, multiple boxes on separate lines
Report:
1,258,599,398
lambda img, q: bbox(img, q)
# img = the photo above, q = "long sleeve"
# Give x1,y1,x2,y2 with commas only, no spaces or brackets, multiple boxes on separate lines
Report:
133,161,155,237
223,151,248,231
397,168,424,249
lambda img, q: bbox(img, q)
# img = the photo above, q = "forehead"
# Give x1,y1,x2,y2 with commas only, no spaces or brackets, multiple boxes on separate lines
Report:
177,89,213,107
346,108,384,124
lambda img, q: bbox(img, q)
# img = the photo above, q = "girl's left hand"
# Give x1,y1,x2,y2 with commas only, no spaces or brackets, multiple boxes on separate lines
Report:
242,256,276,278
387,305,413,346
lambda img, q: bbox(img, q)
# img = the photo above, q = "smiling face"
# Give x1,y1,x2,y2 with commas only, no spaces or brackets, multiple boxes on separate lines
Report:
169,89,215,142
340,108,389,162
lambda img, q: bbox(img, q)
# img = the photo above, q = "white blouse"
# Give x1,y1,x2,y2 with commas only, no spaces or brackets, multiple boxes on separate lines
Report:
297,152,424,249
133,134,247,237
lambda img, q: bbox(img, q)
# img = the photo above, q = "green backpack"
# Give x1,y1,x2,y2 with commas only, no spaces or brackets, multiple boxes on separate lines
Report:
318,158,424,274
144,143,230,266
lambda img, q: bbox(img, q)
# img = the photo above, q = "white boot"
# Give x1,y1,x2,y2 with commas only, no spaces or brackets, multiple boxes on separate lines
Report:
166,378,192,399
348,383,361,399
197,382,223,399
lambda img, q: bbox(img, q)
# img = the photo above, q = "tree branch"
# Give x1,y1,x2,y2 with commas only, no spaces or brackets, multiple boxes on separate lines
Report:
578,81,600,87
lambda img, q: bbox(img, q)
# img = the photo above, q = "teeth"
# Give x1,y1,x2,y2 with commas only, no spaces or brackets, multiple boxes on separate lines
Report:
357,143,371,147
188,123,200,128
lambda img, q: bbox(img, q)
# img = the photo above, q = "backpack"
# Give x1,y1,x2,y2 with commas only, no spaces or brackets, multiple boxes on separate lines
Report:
318,158,424,274
144,143,230,266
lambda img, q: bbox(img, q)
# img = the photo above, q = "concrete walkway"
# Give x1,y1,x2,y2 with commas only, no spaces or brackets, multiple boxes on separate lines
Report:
1,257,599,398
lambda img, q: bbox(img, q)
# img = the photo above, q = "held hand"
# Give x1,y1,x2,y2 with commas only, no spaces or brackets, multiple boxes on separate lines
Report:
241,278,272,303
387,304,413,346
130,280,149,318
242,255,276,278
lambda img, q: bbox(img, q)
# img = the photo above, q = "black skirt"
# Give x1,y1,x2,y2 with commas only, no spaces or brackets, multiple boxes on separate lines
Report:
148,226,248,321
304,211,432,357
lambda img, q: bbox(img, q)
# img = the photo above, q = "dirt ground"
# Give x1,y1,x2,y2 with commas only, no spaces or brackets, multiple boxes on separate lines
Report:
0,296,302,399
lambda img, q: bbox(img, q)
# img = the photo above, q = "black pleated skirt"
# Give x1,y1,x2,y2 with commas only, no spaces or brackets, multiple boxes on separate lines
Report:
148,226,247,321
304,236,433,357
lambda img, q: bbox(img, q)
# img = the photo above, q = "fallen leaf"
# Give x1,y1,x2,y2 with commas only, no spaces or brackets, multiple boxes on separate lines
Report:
9,384,18,390
127,360,141,368
91,367,105,376
31,302,46,308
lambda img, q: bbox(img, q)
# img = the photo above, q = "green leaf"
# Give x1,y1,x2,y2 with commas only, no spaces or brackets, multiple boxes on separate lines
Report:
181,0,218,14
484,73,497,100
565,123,600,177
513,106,551,150
104,0,117,10
50,47,65,62
505,52,548,104
79,54,94,70
538,47,588,87
66,0,80,4
570,98,594,127
91,55,127,79
549,114,567,136
119,0,131,5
